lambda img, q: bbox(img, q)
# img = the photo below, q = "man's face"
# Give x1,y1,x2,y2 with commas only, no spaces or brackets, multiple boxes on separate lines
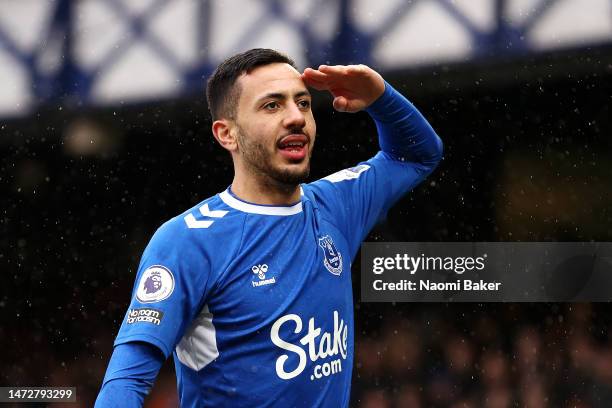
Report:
232,63,316,186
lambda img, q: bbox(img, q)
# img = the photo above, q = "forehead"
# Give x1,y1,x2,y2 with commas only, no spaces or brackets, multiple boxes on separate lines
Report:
237,63,306,102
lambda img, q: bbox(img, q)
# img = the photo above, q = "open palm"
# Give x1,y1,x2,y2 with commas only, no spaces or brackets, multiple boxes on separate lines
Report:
301,64,385,113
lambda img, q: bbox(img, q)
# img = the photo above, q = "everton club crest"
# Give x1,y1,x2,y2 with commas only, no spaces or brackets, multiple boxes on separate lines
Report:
318,235,343,276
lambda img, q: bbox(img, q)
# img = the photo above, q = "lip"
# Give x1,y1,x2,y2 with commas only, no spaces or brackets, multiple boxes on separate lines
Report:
277,133,309,147
277,133,309,162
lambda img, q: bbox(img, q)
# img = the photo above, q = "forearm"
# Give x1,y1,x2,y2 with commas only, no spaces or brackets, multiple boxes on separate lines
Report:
94,342,164,408
366,81,443,169
95,378,150,408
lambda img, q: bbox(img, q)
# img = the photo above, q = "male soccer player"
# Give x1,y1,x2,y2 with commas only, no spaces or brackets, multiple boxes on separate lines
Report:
95,48,442,407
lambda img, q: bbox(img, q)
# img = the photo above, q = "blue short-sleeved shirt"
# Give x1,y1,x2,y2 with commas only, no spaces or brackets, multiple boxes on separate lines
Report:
114,150,432,407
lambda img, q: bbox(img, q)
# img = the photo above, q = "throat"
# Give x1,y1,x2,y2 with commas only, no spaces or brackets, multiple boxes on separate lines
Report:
230,173,301,206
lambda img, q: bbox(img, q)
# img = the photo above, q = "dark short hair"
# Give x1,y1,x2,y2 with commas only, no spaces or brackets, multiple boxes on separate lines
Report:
206,48,297,120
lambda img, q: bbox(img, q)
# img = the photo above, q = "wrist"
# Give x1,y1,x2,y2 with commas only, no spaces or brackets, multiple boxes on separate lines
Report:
365,81,405,119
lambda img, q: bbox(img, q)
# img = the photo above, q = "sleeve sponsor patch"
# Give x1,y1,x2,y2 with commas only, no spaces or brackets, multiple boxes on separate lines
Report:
135,265,175,303
322,164,370,183
127,308,164,325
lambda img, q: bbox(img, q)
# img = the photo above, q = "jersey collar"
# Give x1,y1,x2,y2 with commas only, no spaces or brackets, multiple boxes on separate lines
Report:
219,187,303,216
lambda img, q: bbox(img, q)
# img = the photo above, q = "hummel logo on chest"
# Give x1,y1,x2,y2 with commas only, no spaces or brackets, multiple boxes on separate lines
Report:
252,264,276,287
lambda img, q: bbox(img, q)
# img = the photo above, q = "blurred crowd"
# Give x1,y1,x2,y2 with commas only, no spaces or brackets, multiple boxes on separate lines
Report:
352,303,612,408
3,303,612,407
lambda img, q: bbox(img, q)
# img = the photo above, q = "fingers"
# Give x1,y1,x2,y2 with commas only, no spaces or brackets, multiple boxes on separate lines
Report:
318,65,347,76
319,64,367,75
303,65,362,90
303,67,328,79
332,96,348,112
302,67,331,90
333,95,366,113
303,64,365,82
303,65,372,112
301,75,329,91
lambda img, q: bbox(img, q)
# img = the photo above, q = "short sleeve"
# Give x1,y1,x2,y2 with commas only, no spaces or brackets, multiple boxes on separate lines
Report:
307,151,434,257
114,218,212,357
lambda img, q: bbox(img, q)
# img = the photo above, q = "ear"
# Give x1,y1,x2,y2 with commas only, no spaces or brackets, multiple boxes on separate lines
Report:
212,119,237,152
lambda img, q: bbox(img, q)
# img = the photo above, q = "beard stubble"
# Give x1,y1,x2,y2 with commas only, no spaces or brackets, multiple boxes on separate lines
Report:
236,125,311,187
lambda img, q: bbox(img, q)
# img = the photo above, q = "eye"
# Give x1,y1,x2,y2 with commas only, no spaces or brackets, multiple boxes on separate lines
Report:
298,99,311,109
264,101,279,110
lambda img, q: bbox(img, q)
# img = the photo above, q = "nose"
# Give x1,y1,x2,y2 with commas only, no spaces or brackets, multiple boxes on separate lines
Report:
283,101,306,129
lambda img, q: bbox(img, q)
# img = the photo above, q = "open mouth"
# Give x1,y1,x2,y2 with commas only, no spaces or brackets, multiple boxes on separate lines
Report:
277,134,309,161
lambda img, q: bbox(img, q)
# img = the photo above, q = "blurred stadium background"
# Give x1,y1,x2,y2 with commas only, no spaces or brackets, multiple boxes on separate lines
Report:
2,0,612,406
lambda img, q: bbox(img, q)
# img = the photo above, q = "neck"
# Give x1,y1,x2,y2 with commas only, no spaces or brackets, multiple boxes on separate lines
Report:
231,171,301,205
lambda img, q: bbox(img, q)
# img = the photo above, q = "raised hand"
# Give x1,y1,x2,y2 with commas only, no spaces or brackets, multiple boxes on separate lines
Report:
301,64,385,113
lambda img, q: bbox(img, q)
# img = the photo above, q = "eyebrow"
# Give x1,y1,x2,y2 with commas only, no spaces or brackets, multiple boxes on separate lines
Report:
256,90,311,104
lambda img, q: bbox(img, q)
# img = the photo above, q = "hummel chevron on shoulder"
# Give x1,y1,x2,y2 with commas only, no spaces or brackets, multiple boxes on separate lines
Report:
322,164,370,183
184,203,229,229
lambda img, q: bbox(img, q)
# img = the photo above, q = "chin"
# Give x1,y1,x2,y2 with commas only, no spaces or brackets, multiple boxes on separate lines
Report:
273,165,310,185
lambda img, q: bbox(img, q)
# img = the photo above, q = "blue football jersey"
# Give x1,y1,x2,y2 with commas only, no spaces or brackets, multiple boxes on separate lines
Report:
114,151,433,407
